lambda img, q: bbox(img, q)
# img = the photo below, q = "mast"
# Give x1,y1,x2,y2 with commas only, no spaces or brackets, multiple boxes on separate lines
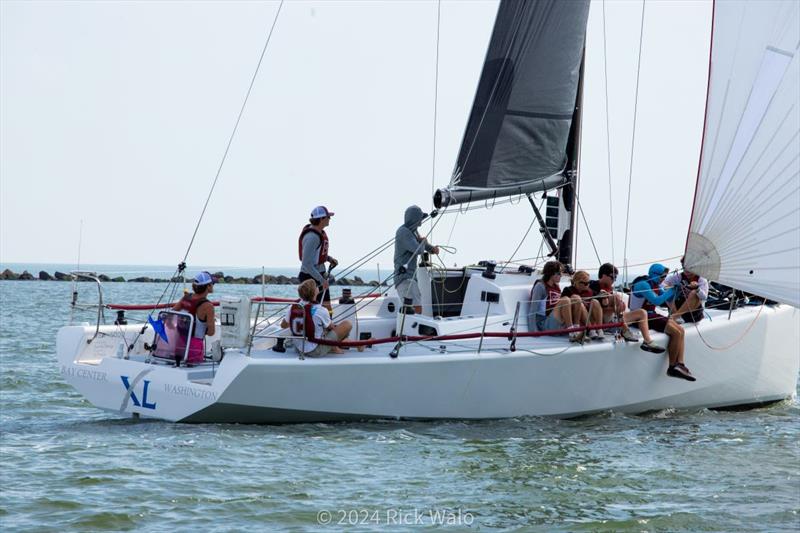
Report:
558,51,586,271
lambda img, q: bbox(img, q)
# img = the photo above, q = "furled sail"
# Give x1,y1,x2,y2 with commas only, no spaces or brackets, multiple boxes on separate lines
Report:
433,0,590,208
685,0,800,307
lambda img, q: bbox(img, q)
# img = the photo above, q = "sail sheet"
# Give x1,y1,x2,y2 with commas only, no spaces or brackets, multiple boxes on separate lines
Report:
685,0,800,307
434,0,590,208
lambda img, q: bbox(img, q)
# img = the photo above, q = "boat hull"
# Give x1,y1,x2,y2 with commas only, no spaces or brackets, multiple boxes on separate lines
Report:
57,304,799,423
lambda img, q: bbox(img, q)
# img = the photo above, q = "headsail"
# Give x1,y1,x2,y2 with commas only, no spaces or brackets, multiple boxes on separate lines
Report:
685,0,800,307
433,0,590,209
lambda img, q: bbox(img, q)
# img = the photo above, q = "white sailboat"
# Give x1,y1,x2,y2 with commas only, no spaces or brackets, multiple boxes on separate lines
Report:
57,0,799,423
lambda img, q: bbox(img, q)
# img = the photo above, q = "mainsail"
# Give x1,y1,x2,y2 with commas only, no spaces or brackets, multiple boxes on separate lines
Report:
685,0,800,307
433,0,590,209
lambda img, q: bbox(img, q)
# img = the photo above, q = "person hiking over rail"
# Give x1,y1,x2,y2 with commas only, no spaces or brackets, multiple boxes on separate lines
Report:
589,263,665,353
630,264,695,381
663,256,708,323
298,206,339,312
528,260,585,343
393,205,439,314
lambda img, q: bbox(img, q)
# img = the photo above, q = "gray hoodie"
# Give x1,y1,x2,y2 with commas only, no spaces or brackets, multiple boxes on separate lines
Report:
393,206,434,284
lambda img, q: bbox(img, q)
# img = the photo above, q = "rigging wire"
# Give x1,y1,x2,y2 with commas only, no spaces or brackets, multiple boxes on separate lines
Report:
577,198,602,267
601,0,616,266
621,0,647,285
499,201,540,272
430,0,442,240
181,0,285,264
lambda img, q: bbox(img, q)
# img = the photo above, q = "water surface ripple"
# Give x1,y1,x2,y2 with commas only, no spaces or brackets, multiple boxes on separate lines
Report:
1,281,798,531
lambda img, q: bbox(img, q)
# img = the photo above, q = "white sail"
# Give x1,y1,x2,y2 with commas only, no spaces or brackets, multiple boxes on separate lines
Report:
685,0,800,307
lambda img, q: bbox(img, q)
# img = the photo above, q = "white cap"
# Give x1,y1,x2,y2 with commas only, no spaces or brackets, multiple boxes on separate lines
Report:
310,206,335,219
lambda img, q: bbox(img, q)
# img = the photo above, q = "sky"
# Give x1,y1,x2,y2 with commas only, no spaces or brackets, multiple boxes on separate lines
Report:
1,0,711,274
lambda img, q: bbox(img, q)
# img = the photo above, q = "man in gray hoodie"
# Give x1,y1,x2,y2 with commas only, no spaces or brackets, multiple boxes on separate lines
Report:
393,205,439,314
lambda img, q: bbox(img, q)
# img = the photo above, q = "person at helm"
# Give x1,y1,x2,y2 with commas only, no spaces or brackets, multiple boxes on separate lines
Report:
298,206,338,311
630,264,695,381
393,205,439,314
173,271,216,339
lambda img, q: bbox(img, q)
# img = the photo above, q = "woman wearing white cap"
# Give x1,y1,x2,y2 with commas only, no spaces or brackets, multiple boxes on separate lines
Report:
173,271,216,340
298,206,338,311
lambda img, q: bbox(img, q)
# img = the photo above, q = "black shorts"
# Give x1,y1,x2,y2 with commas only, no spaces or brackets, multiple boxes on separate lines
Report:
298,272,330,303
632,312,669,333
674,295,704,322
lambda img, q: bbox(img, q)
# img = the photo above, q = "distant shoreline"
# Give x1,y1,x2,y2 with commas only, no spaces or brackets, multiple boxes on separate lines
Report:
0,268,381,286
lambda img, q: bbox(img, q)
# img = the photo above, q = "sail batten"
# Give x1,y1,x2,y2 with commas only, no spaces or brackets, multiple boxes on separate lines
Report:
685,0,800,308
434,0,590,208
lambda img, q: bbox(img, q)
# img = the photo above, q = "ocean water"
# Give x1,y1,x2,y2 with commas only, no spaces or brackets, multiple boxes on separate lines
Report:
1,277,798,532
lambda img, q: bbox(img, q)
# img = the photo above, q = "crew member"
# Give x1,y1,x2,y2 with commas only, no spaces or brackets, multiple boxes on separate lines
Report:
299,206,338,311
173,271,216,339
663,257,708,322
393,205,439,314
631,264,695,381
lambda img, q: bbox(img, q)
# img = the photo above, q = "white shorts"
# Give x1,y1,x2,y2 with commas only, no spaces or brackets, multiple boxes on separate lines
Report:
395,279,422,307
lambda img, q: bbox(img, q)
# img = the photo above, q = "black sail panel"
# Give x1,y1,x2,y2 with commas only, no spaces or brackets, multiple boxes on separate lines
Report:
435,0,590,208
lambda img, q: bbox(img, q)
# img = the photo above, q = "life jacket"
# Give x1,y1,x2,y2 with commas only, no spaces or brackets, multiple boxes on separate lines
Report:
288,302,316,340
544,283,562,315
178,294,210,338
298,225,329,264
631,275,660,312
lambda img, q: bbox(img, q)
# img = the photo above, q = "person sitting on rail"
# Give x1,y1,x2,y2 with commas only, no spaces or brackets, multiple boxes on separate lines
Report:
561,270,605,341
589,263,665,353
527,260,585,342
280,279,353,356
663,257,708,323
393,205,440,314
630,264,695,381
298,206,339,312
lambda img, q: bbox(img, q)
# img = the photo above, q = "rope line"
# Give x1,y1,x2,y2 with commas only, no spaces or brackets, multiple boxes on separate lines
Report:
181,0,284,264
622,0,647,285
601,0,616,265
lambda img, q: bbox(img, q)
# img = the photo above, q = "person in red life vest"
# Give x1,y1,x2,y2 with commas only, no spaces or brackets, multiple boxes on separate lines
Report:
298,206,339,312
663,257,708,323
631,264,694,381
172,271,216,361
280,279,357,356
588,263,666,353
561,270,605,341
527,260,585,342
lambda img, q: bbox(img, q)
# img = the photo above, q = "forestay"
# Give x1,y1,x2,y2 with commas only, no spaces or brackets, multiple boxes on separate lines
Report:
685,0,800,307
434,0,590,208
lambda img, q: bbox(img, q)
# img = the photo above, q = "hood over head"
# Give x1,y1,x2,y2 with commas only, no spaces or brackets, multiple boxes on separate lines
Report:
403,205,428,230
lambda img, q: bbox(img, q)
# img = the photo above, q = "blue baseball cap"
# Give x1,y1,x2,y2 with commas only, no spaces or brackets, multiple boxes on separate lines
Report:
193,271,215,286
648,264,668,280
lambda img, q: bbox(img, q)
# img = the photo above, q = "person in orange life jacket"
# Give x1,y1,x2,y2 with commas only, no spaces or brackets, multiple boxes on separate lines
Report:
588,263,665,353
298,206,339,312
280,279,356,356
630,264,695,381
663,256,708,323
560,270,605,341
172,271,216,339
527,260,585,343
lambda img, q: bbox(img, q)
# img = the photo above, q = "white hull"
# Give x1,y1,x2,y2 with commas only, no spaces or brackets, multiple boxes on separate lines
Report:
57,303,799,423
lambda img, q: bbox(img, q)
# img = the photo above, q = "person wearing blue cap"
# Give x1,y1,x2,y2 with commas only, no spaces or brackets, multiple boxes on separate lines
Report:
630,264,695,381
